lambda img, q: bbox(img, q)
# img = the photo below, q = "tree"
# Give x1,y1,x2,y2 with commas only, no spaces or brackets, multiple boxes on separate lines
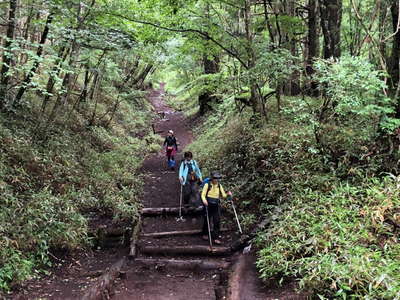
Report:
320,0,342,58
0,0,18,108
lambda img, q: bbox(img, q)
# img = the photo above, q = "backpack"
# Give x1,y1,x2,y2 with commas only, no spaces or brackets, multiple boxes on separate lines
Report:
168,159,176,168
184,160,198,182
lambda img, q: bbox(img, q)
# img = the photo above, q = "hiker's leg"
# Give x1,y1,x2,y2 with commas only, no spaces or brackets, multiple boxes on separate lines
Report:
188,181,197,205
208,204,218,239
192,183,201,207
182,182,191,204
213,205,221,238
201,207,209,235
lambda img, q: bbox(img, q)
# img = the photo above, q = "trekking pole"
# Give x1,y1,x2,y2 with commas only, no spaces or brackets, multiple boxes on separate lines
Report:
229,197,242,234
205,205,213,251
176,184,185,222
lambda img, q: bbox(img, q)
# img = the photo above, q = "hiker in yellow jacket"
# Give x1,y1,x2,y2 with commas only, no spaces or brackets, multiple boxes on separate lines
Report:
201,171,232,245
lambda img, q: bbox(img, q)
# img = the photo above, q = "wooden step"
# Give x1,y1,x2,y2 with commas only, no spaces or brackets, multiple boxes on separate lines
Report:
134,257,231,270
139,245,231,256
141,228,230,238
141,206,203,217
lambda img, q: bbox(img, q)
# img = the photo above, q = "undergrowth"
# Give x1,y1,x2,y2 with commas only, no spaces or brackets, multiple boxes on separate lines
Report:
0,93,159,290
186,94,400,298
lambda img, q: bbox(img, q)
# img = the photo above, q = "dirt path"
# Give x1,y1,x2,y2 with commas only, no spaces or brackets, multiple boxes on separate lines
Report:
111,84,307,300
111,83,230,300
7,84,307,300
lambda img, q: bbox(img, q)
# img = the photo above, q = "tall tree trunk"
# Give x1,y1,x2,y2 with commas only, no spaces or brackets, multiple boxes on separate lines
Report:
244,0,261,115
389,0,400,116
320,0,342,58
0,0,18,109
131,64,154,88
41,45,69,113
199,55,219,115
14,13,54,106
389,0,400,92
306,0,319,96
263,0,275,45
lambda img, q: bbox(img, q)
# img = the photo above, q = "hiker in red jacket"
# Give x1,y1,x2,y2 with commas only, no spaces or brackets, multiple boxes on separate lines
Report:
163,130,178,169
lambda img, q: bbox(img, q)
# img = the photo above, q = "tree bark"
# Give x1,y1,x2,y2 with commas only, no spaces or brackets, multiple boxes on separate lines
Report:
14,13,54,106
320,0,342,58
244,0,262,115
199,55,220,115
306,0,319,96
41,45,69,113
0,0,18,108
389,0,400,95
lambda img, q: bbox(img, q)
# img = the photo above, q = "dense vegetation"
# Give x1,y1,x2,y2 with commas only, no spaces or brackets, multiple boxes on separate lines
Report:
0,0,161,290
1,0,400,298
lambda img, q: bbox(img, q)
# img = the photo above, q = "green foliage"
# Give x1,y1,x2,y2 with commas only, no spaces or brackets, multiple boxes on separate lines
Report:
187,75,400,299
255,176,400,299
0,92,157,290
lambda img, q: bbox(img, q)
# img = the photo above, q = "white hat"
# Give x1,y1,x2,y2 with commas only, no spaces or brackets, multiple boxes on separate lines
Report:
168,130,174,134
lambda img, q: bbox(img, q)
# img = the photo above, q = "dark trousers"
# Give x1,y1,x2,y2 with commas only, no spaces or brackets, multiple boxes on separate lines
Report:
166,150,174,161
182,180,199,205
202,202,220,239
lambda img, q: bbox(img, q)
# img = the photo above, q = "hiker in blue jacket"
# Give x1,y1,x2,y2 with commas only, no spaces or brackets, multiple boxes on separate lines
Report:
179,151,202,206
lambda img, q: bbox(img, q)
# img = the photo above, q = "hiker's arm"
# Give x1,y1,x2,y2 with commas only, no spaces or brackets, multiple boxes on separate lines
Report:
174,138,178,151
178,163,184,183
195,161,202,180
201,184,208,206
163,137,167,146
220,185,228,199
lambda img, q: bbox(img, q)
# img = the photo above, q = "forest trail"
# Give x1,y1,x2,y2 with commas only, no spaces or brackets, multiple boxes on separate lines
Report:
112,83,235,300
110,84,305,300
8,84,306,300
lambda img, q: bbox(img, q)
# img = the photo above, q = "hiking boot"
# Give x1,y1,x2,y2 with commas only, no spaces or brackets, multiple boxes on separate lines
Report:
202,235,208,241
214,239,222,245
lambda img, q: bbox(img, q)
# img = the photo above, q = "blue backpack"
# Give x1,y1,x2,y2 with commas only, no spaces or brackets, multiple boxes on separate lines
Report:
200,177,211,188
168,159,176,168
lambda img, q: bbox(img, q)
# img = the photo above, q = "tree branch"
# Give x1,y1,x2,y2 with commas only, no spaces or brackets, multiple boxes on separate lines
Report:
105,12,249,69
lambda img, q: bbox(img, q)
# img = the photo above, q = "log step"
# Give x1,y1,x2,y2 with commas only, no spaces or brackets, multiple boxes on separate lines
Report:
141,206,203,217
139,245,231,256
135,258,231,271
141,228,230,238
141,229,202,238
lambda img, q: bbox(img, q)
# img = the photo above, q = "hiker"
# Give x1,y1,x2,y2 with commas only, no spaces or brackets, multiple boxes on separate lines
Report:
201,171,232,245
179,151,202,206
163,130,178,169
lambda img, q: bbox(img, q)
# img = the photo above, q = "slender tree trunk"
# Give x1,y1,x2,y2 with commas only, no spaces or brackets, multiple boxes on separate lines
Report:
320,0,342,58
244,0,261,115
306,0,319,96
199,55,219,115
389,0,400,91
14,13,54,106
263,0,275,45
131,64,153,88
41,45,69,113
0,0,18,108
389,0,400,116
